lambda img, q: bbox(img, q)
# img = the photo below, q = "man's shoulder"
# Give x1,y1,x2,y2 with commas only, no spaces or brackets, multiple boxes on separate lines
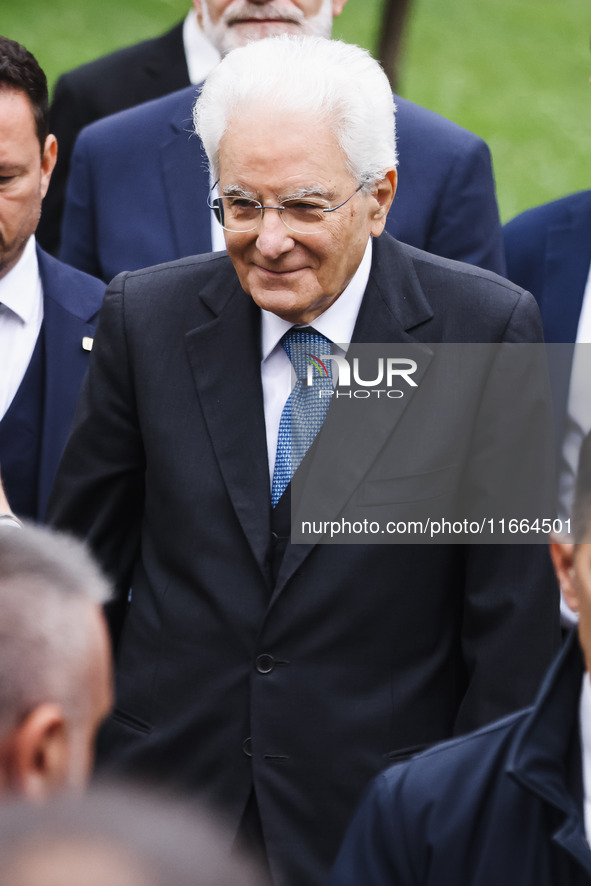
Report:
373,234,539,341
505,190,591,239
111,251,235,300
379,233,526,301
54,22,184,93
37,247,105,317
394,94,487,153
377,707,529,809
102,251,241,334
74,84,197,152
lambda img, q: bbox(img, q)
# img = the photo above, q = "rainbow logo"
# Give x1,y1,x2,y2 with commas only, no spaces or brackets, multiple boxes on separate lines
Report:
306,353,330,377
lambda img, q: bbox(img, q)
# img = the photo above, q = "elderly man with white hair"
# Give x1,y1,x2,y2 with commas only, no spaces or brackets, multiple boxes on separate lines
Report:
49,36,559,886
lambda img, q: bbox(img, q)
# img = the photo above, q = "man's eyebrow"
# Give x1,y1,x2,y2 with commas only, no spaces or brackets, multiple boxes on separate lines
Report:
279,186,335,202
221,185,257,199
221,184,337,202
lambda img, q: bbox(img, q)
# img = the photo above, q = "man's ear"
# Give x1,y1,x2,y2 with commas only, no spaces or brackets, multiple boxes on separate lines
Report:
332,0,348,16
192,0,204,26
550,538,579,613
370,169,397,237
0,703,69,801
40,135,58,200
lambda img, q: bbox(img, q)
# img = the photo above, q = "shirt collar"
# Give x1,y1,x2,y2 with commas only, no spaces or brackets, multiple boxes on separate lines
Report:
0,236,40,324
260,237,373,360
182,10,221,86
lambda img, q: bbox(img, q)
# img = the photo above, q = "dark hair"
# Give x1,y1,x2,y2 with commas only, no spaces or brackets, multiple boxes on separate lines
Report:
0,35,49,150
573,431,591,543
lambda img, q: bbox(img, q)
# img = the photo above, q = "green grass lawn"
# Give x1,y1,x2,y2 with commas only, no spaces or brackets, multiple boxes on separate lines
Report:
3,0,590,221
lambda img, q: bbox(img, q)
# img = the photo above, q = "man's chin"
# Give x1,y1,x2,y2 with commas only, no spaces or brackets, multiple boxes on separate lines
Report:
248,286,306,322
223,20,303,51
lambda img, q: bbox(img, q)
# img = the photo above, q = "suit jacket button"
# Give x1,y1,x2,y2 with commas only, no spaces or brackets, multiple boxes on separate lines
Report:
242,737,252,757
255,654,275,674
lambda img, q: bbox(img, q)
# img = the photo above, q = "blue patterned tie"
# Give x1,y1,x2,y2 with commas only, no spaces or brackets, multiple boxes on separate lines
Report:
271,328,334,508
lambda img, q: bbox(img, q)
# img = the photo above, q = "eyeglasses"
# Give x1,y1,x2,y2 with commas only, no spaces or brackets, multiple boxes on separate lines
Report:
208,184,364,235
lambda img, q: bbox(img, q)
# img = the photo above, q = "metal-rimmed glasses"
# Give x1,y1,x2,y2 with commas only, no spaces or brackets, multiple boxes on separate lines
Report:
208,183,364,235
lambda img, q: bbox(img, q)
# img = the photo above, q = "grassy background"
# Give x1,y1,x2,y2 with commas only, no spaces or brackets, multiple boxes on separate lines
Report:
3,0,590,221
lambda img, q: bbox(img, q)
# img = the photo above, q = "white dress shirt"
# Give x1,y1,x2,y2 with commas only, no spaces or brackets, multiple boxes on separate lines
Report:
580,671,591,844
0,236,43,421
261,237,373,481
557,260,591,624
183,11,226,252
558,261,591,523
182,10,220,86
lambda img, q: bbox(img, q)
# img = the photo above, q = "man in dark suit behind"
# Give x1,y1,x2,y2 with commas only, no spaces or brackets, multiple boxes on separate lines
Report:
0,36,104,521
48,35,558,886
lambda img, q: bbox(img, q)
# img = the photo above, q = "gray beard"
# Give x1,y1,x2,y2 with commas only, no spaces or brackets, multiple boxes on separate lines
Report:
200,0,334,56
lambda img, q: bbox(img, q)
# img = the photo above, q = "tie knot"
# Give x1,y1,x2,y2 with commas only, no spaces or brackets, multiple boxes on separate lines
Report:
282,327,332,382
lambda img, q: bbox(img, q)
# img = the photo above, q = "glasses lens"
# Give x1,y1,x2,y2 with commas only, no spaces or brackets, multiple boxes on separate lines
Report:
217,197,261,231
282,200,328,234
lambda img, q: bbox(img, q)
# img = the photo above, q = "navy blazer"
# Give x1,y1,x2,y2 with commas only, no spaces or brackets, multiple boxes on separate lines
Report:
504,190,591,343
29,247,104,518
329,631,591,886
48,233,557,886
504,191,591,450
59,86,505,282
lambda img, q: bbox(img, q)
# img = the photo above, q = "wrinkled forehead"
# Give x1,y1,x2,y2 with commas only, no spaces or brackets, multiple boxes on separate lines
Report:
218,106,349,192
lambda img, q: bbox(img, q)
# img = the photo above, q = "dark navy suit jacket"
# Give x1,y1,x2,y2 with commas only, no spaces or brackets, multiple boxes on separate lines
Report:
59,86,506,282
329,631,591,886
22,247,104,519
504,190,591,343
504,191,591,447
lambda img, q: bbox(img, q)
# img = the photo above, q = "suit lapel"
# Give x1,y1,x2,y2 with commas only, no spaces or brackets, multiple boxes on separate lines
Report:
540,205,591,343
37,254,98,519
160,88,213,258
540,201,591,445
184,269,271,577
138,22,190,101
274,234,435,595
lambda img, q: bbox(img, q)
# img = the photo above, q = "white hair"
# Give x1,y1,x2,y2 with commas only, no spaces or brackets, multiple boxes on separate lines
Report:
193,35,397,189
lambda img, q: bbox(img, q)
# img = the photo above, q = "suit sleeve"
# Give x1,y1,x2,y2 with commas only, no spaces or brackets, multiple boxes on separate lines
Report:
47,274,145,633
427,137,506,276
455,289,560,731
59,131,105,281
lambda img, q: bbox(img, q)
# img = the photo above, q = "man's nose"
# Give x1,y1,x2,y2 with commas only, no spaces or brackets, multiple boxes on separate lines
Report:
255,209,295,258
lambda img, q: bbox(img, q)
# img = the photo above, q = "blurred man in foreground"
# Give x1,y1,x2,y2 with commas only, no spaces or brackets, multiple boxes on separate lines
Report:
0,522,112,800
0,784,263,886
